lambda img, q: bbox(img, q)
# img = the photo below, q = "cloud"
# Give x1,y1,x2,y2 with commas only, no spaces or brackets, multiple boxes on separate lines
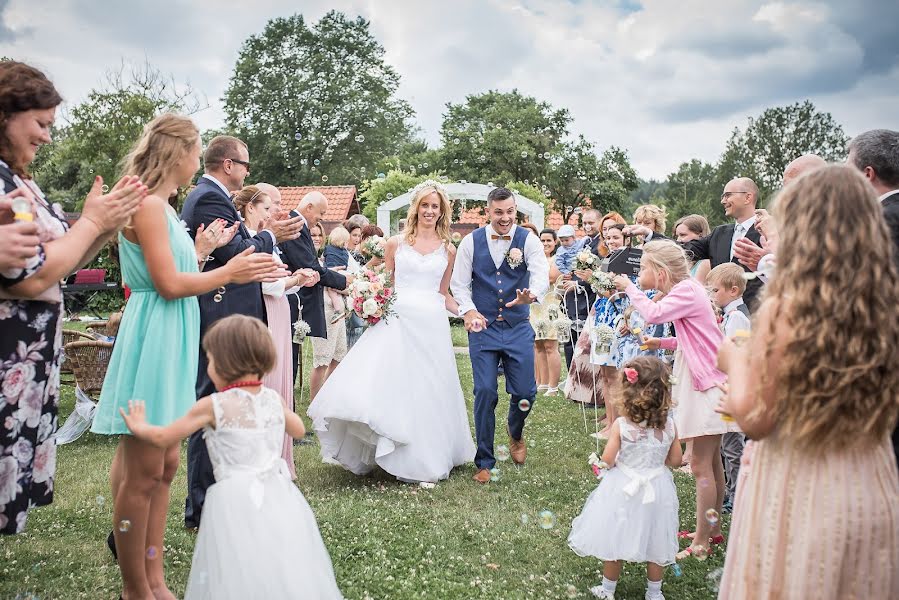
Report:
1,0,897,181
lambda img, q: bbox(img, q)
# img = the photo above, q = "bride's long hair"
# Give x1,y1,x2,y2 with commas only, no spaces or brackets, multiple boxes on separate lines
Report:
404,184,453,247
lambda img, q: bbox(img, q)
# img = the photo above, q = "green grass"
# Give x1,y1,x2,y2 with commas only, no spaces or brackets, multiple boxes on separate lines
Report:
1,330,726,599
450,322,469,348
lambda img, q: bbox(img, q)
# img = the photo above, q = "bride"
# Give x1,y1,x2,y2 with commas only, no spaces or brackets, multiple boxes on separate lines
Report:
307,180,476,483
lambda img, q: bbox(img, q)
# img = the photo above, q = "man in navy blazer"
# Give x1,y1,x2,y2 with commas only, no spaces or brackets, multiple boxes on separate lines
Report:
277,191,353,399
180,135,303,528
848,128,899,469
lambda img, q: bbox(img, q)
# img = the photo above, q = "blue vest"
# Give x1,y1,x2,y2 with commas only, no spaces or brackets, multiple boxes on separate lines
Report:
472,226,531,326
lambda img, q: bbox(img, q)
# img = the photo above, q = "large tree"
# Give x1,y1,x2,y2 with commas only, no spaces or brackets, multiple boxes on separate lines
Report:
545,139,638,222
223,11,414,186
439,90,571,185
662,159,725,227
716,100,849,201
33,61,206,211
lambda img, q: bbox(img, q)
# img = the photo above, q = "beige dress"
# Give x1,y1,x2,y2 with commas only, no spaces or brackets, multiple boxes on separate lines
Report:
719,432,899,599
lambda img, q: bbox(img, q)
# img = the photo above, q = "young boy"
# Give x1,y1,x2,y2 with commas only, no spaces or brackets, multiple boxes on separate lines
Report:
554,224,585,274
706,262,750,513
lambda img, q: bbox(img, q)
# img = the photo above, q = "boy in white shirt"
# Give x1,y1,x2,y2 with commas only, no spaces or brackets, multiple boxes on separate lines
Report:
706,262,750,512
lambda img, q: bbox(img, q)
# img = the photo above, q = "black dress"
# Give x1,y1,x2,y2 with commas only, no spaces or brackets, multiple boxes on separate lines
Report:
0,163,68,534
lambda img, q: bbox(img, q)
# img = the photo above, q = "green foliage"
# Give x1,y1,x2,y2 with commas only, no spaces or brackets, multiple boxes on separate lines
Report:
223,11,414,187
717,100,849,202
440,89,570,184
659,159,725,229
32,61,206,211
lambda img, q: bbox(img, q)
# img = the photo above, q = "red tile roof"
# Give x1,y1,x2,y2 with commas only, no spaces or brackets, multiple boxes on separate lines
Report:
278,186,359,222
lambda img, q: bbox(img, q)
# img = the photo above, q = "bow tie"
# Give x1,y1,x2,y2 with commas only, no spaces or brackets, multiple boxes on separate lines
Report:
491,235,511,241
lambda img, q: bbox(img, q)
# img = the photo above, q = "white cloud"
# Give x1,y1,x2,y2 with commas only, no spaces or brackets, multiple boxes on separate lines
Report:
2,0,897,180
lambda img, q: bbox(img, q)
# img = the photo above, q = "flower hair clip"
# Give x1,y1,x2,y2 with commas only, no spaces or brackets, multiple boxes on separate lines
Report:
623,367,639,384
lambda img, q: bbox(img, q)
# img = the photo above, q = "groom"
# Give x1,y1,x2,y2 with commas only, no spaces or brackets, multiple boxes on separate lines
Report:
451,187,548,483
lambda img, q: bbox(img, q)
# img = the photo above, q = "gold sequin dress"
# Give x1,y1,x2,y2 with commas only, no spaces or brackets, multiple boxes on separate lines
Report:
719,433,899,599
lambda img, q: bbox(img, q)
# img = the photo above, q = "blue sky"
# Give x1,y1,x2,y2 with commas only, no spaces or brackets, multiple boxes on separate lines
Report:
4,0,897,179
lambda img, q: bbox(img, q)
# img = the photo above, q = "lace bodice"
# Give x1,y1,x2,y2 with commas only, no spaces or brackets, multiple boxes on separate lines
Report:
393,240,448,293
615,416,675,471
204,387,287,482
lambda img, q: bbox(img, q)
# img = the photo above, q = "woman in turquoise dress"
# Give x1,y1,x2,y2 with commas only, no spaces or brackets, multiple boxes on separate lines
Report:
89,114,286,600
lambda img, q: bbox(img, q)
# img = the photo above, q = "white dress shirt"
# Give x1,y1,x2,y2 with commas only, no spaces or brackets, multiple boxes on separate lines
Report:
730,216,757,260
247,228,299,297
450,224,549,317
721,298,751,338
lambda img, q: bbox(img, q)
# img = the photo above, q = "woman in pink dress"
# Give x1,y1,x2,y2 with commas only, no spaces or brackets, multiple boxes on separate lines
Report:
716,165,899,599
234,185,307,478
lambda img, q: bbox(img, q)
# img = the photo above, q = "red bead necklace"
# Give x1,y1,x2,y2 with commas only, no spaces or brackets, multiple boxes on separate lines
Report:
220,380,263,392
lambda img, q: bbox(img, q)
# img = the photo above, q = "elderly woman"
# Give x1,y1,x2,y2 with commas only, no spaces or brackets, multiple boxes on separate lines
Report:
0,61,145,534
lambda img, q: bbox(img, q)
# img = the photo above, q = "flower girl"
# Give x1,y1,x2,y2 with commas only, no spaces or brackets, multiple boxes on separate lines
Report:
120,315,343,599
568,356,682,600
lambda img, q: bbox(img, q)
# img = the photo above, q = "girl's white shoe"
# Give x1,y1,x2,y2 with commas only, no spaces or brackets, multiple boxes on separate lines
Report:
589,586,615,599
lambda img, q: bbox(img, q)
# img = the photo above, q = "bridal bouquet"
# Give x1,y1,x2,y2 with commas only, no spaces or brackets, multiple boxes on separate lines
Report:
574,248,598,272
361,235,387,259
350,269,397,326
587,269,616,295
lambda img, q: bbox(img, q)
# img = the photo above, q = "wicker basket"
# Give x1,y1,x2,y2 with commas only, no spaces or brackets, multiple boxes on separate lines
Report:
84,321,109,334
65,340,114,397
61,330,94,377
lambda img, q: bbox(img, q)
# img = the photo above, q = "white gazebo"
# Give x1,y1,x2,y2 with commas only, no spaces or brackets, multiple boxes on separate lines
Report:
376,182,545,235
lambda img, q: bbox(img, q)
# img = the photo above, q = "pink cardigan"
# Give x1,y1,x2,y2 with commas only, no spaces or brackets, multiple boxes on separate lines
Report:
624,279,726,391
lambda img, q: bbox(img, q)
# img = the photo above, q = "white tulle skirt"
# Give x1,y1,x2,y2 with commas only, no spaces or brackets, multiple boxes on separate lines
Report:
184,471,343,599
568,467,679,566
307,289,476,483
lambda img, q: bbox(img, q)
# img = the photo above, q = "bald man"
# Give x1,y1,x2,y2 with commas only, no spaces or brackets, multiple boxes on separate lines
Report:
732,155,827,272
256,183,319,386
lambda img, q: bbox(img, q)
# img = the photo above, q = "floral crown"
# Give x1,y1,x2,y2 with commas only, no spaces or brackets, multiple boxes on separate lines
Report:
408,179,448,199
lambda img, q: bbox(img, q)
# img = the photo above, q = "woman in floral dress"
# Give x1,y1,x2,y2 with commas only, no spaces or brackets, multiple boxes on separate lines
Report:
0,61,145,533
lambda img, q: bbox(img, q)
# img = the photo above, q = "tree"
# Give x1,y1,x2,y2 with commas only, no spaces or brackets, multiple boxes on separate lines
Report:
716,100,849,202
545,138,638,222
223,11,414,187
660,159,725,227
439,90,571,185
33,60,207,211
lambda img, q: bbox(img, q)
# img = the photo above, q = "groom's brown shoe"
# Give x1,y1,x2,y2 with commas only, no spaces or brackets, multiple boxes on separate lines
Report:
508,427,527,465
473,468,491,484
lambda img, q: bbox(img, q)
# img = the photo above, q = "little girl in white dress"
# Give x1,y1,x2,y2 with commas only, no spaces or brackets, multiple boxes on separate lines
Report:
120,315,343,600
568,356,682,600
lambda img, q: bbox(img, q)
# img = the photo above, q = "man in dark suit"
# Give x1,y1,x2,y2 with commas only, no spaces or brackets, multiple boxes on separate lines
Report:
277,191,353,400
560,209,603,368
179,136,303,528
847,128,899,468
632,177,765,311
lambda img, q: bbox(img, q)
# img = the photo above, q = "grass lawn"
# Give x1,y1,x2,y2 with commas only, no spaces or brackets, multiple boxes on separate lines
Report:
1,325,726,599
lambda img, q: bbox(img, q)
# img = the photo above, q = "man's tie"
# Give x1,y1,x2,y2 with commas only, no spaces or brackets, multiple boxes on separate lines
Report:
491,235,511,241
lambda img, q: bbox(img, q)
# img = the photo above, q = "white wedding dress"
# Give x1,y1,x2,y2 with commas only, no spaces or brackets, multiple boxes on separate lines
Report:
185,388,343,599
307,240,476,483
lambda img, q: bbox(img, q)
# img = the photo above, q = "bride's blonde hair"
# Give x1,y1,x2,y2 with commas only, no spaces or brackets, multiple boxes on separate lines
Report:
404,183,452,247
759,164,899,451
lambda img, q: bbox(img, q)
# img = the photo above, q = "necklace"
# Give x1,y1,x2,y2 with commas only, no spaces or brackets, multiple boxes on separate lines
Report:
220,380,262,392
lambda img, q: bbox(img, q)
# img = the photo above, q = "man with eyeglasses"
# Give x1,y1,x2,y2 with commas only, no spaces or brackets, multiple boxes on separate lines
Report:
626,177,764,310
180,135,305,529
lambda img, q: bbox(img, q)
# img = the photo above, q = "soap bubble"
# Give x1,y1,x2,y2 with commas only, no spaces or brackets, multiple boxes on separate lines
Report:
355,134,365,143
321,175,329,183
453,138,461,145
537,510,556,530
671,563,683,577
213,294,222,303
521,151,528,158
102,185,109,193
279,140,287,148
518,399,531,412
119,135,125,141
294,132,302,140
96,495,105,506
377,173,386,179
705,508,719,527
706,567,723,593
118,519,132,533
520,513,529,525
146,546,158,560
489,467,501,481
313,159,321,166
495,445,510,461
565,584,578,598
386,193,394,200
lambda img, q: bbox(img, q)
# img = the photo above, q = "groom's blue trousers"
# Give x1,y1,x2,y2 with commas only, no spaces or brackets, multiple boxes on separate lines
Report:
469,319,537,470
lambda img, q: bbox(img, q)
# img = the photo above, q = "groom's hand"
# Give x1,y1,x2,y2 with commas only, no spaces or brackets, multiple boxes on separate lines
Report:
505,288,536,307
463,310,487,332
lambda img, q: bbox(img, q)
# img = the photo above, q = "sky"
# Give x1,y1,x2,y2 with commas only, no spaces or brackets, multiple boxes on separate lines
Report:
3,0,898,180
